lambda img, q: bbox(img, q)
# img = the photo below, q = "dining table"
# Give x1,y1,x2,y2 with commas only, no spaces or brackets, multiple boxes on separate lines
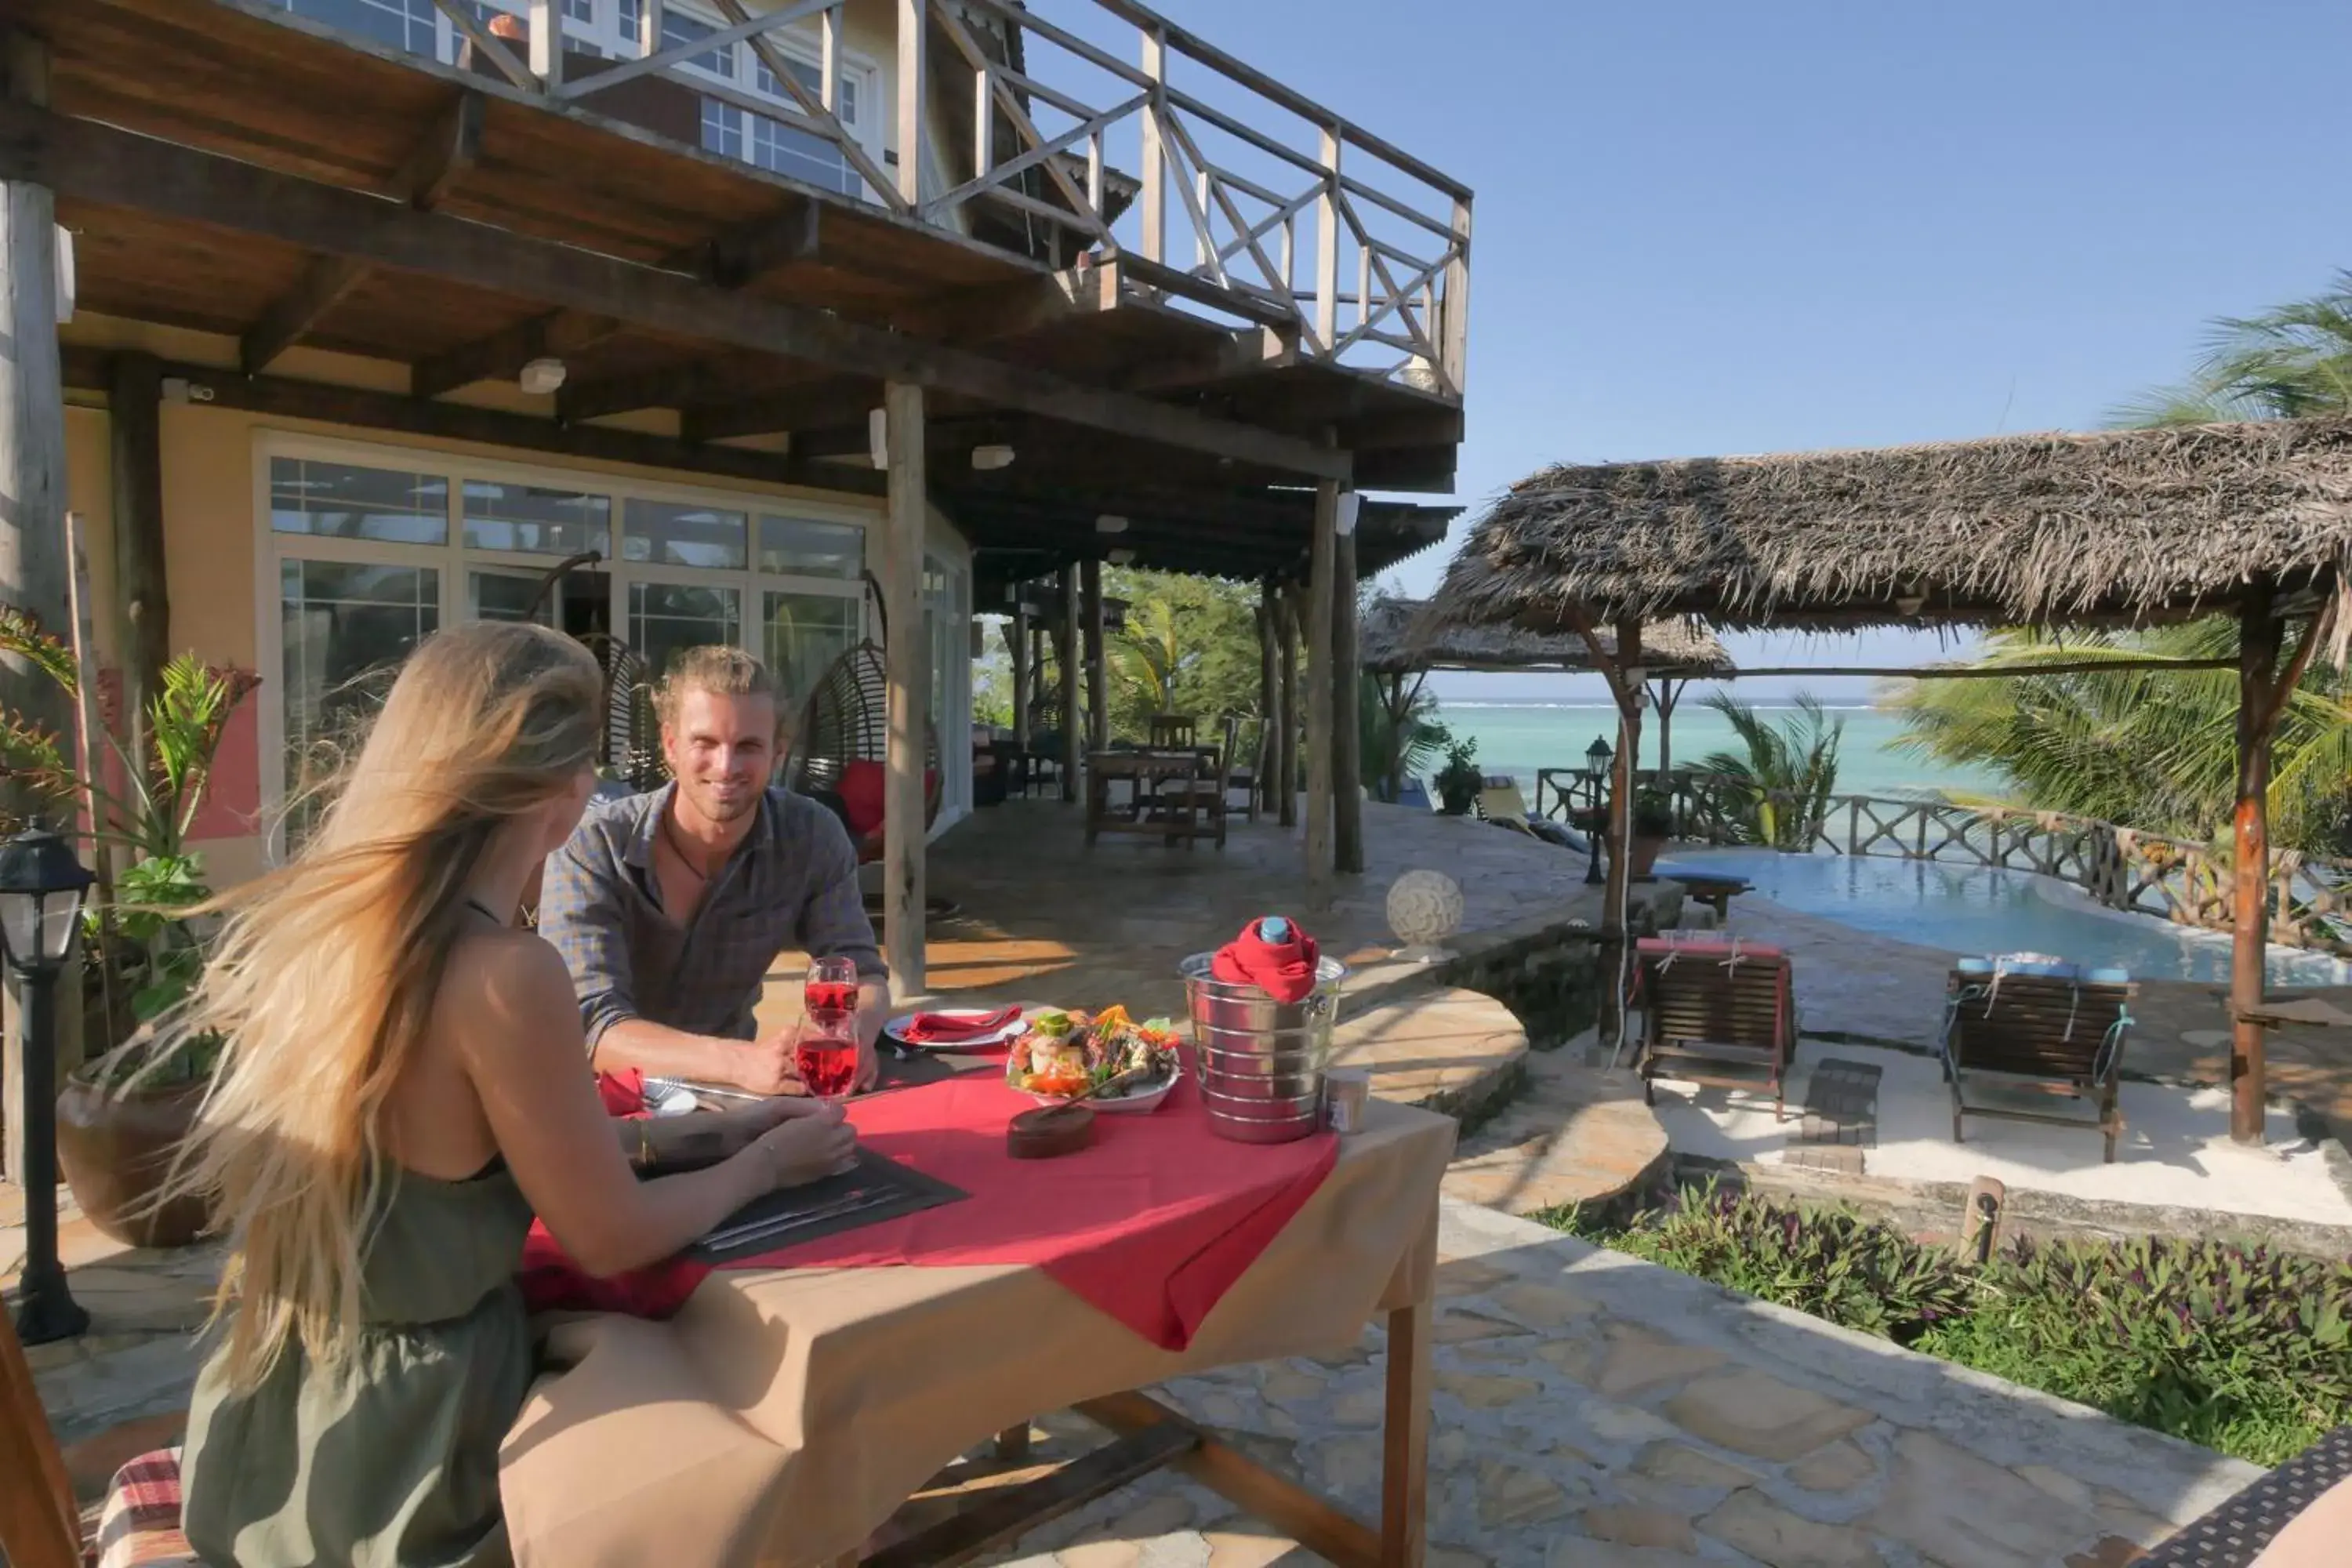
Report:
498,1066,1456,1568
1083,749,1218,846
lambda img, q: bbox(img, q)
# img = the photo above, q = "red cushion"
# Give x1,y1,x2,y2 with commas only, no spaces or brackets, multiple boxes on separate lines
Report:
836,761,937,840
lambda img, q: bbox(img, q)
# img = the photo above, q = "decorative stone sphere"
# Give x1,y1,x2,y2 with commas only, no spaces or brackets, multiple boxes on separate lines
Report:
1388,869,1465,962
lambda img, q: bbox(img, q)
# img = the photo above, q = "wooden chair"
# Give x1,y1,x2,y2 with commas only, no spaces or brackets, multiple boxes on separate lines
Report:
2,1308,194,1568
1939,956,2135,1163
1147,714,1197,750
1633,935,1798,1120
1152,715,1239,848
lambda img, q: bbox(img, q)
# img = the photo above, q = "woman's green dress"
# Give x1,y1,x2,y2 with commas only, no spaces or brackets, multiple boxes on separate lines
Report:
180,1163,536,1567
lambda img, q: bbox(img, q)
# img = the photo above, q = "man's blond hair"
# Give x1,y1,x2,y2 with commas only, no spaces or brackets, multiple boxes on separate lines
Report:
655,645,781,730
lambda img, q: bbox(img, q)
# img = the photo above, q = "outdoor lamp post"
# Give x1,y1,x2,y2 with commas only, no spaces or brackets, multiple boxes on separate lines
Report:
0,818,96,1344
1583,735,1613,886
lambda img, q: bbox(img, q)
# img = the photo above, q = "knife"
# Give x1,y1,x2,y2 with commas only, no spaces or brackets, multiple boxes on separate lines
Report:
702,1193,898,1254
702,1187,883,1248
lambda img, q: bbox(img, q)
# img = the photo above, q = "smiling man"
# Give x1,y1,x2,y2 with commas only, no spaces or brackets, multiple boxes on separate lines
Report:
537,646,888,1095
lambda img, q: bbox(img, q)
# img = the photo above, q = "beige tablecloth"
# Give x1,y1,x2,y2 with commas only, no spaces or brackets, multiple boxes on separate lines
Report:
499,1099,1456,1567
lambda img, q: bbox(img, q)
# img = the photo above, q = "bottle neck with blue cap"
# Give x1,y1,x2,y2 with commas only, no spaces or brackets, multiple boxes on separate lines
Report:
1258,916,1290,943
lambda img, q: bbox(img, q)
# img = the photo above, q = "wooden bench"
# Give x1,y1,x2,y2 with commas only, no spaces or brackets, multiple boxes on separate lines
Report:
1634,935,1797,1120
1939,958,2135,1163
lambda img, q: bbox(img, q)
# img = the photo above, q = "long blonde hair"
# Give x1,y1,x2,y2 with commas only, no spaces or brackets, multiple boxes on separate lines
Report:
165,621,602,1391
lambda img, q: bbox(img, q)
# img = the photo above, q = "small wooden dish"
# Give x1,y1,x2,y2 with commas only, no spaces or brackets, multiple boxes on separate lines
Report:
1007,1103,1095,1160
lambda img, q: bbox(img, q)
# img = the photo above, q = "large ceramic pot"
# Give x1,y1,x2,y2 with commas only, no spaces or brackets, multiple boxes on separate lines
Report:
55,1067,213,1250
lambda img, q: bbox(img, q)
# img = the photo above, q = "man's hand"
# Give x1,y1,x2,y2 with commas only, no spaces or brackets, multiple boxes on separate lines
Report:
729,1030,804,1097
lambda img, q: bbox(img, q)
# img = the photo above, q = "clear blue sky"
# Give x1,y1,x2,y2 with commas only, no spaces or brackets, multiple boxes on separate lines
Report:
1163,0,2352,702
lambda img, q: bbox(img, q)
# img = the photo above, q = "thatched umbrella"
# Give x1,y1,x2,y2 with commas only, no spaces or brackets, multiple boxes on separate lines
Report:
1358,597,1733,790
1432,418,2352,1134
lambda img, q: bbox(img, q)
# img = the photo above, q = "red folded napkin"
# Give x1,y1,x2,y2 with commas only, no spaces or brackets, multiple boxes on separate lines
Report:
898,1004,1024,1044
1209,918,1320,1004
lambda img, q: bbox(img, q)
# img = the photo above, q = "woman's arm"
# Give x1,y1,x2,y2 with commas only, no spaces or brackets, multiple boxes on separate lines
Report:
447,934,855,1277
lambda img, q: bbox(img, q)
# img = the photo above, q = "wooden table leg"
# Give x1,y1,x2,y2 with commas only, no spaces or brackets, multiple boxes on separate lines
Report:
1381,1290,1433,1567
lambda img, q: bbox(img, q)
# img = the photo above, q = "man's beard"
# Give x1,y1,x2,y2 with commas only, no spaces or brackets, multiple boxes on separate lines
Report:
691,780,760,823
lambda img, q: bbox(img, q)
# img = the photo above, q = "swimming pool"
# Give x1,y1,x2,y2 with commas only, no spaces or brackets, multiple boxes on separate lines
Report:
1667,848,2352,988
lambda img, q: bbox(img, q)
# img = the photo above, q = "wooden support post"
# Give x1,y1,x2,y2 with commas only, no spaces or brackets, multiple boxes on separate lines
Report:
1,31,68,1186
1381,1252,1436,1568
1081,559,1107,752
1276,588,1299,829
1314,127,1341,353
895,0,925,208
1138,25,1167,264
1305,481,1338,898
1058,568,1080,804
1331,495,1363,874
1439,194,1471,397
1258,579,1279,817
2230,590,2283,1144
880,383,926,996
1601,619,1642,1040
528,0,563,89
106,351,167,719
1008,604,1031,750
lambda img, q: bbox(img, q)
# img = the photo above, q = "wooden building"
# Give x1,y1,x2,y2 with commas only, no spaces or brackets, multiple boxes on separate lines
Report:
0,0,1472,989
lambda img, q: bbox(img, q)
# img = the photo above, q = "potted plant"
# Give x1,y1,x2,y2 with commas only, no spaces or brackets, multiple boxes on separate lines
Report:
1434,737,1483,817
0,611,257,1247
1629,788,1676,880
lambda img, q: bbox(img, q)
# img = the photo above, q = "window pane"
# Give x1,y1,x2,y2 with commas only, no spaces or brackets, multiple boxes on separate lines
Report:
662,11,734,76
747,113,854,194
469,570,552,625
270,456,448,543
280,559,441,829
758,515,863,579
277,0,439,56
463,480,612,556
629,582,741,681
622,499,747,569
701,98,744,160
562,0,592,21
762,591,859,706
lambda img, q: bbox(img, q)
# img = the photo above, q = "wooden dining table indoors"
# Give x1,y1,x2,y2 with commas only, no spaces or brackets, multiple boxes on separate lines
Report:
498,1071,1457,1568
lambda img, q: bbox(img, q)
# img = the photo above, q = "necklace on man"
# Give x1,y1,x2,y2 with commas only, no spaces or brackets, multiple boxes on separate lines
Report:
659,813,722,883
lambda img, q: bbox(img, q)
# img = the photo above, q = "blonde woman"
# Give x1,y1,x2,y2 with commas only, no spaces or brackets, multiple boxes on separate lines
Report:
166,622,855,1567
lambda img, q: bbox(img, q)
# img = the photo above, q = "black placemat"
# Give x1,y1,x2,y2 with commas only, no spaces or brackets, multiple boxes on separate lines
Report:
687,1148,967,1265
873,1045,1004,1090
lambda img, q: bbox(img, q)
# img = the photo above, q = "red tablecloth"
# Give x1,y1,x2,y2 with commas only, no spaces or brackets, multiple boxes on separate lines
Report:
521,1070,1338,1349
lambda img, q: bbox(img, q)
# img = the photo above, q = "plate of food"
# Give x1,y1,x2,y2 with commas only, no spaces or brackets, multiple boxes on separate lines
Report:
883,1005,1031,1051
1006,1006,1181,1113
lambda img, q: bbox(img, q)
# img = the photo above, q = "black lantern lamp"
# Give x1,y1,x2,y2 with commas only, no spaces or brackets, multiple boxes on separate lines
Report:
1,818,96,1344
1583,736,1613,885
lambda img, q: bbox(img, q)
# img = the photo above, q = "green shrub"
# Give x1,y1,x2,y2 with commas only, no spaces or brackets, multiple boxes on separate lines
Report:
1551,1182,2352,1465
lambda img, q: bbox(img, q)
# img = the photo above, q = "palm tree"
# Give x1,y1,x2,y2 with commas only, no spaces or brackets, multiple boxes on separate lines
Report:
2108,270,2352,426
1890,624,2352,854
1694,693,1846,849
1358,674,1449,804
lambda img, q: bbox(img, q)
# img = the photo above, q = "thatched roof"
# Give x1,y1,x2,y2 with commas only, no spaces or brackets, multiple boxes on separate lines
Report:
1435,419,2352,633
1359,596,1730,676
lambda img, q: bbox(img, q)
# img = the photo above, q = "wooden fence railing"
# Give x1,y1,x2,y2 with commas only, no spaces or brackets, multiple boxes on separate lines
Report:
1532,770,2352,961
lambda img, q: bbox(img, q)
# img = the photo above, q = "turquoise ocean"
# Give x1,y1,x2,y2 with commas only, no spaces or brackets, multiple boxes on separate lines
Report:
1428,700,2004,804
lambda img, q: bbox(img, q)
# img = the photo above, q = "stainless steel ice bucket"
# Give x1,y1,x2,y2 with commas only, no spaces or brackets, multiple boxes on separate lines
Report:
1178,952,1347,1144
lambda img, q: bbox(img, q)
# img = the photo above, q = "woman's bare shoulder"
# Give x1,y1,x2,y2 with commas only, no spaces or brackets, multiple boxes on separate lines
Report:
437,927,580,1044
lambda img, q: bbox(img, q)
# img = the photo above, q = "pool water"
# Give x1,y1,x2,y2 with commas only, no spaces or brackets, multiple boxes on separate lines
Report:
1669,848,2352,988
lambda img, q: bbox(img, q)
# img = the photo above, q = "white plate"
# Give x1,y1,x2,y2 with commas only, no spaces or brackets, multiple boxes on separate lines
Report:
884,1007,1032,1051
1020,1073,1178,1115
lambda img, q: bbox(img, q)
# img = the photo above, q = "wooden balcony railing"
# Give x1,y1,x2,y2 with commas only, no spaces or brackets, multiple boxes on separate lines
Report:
325,0,1473,400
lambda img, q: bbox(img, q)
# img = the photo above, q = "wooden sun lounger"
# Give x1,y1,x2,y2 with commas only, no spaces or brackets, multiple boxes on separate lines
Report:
1939,959,2136,1163
1634,935,1797,1120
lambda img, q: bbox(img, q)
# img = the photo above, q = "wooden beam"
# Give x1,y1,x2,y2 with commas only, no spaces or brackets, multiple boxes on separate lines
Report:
241,90,484,374
1258,579,1279,817
1305,475,1338,899
1331,492,1362,874
61,348,884,497
1109,325,1296,394
881,381,926,995
1008,604,1030,749
895,0,924,208
105,351,168,713
1276,583,1300,827
2231,590,2281,1145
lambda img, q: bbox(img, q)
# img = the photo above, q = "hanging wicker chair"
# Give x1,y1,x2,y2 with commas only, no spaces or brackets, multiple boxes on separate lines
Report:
785,572,944,865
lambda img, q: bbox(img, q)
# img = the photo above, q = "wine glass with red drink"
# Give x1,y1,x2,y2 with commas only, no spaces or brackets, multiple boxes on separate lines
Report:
796,956,862,1102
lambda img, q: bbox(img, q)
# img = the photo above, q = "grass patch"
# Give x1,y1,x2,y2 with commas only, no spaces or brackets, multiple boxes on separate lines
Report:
1544,1181,2350,1466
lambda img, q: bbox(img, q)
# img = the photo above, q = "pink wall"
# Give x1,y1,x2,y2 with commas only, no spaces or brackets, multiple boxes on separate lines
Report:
91,666,263,845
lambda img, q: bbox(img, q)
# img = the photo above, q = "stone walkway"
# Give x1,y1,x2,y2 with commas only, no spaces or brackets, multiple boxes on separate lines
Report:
959,1200,2253,1568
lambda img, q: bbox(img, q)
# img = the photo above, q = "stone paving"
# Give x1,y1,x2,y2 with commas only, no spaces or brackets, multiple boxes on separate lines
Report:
956,1200,2255,1568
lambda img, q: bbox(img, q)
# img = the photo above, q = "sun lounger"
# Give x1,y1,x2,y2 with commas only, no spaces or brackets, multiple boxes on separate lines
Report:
1477,781,1583,851
1634,933,1797,1119
1938,955,2135,1163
